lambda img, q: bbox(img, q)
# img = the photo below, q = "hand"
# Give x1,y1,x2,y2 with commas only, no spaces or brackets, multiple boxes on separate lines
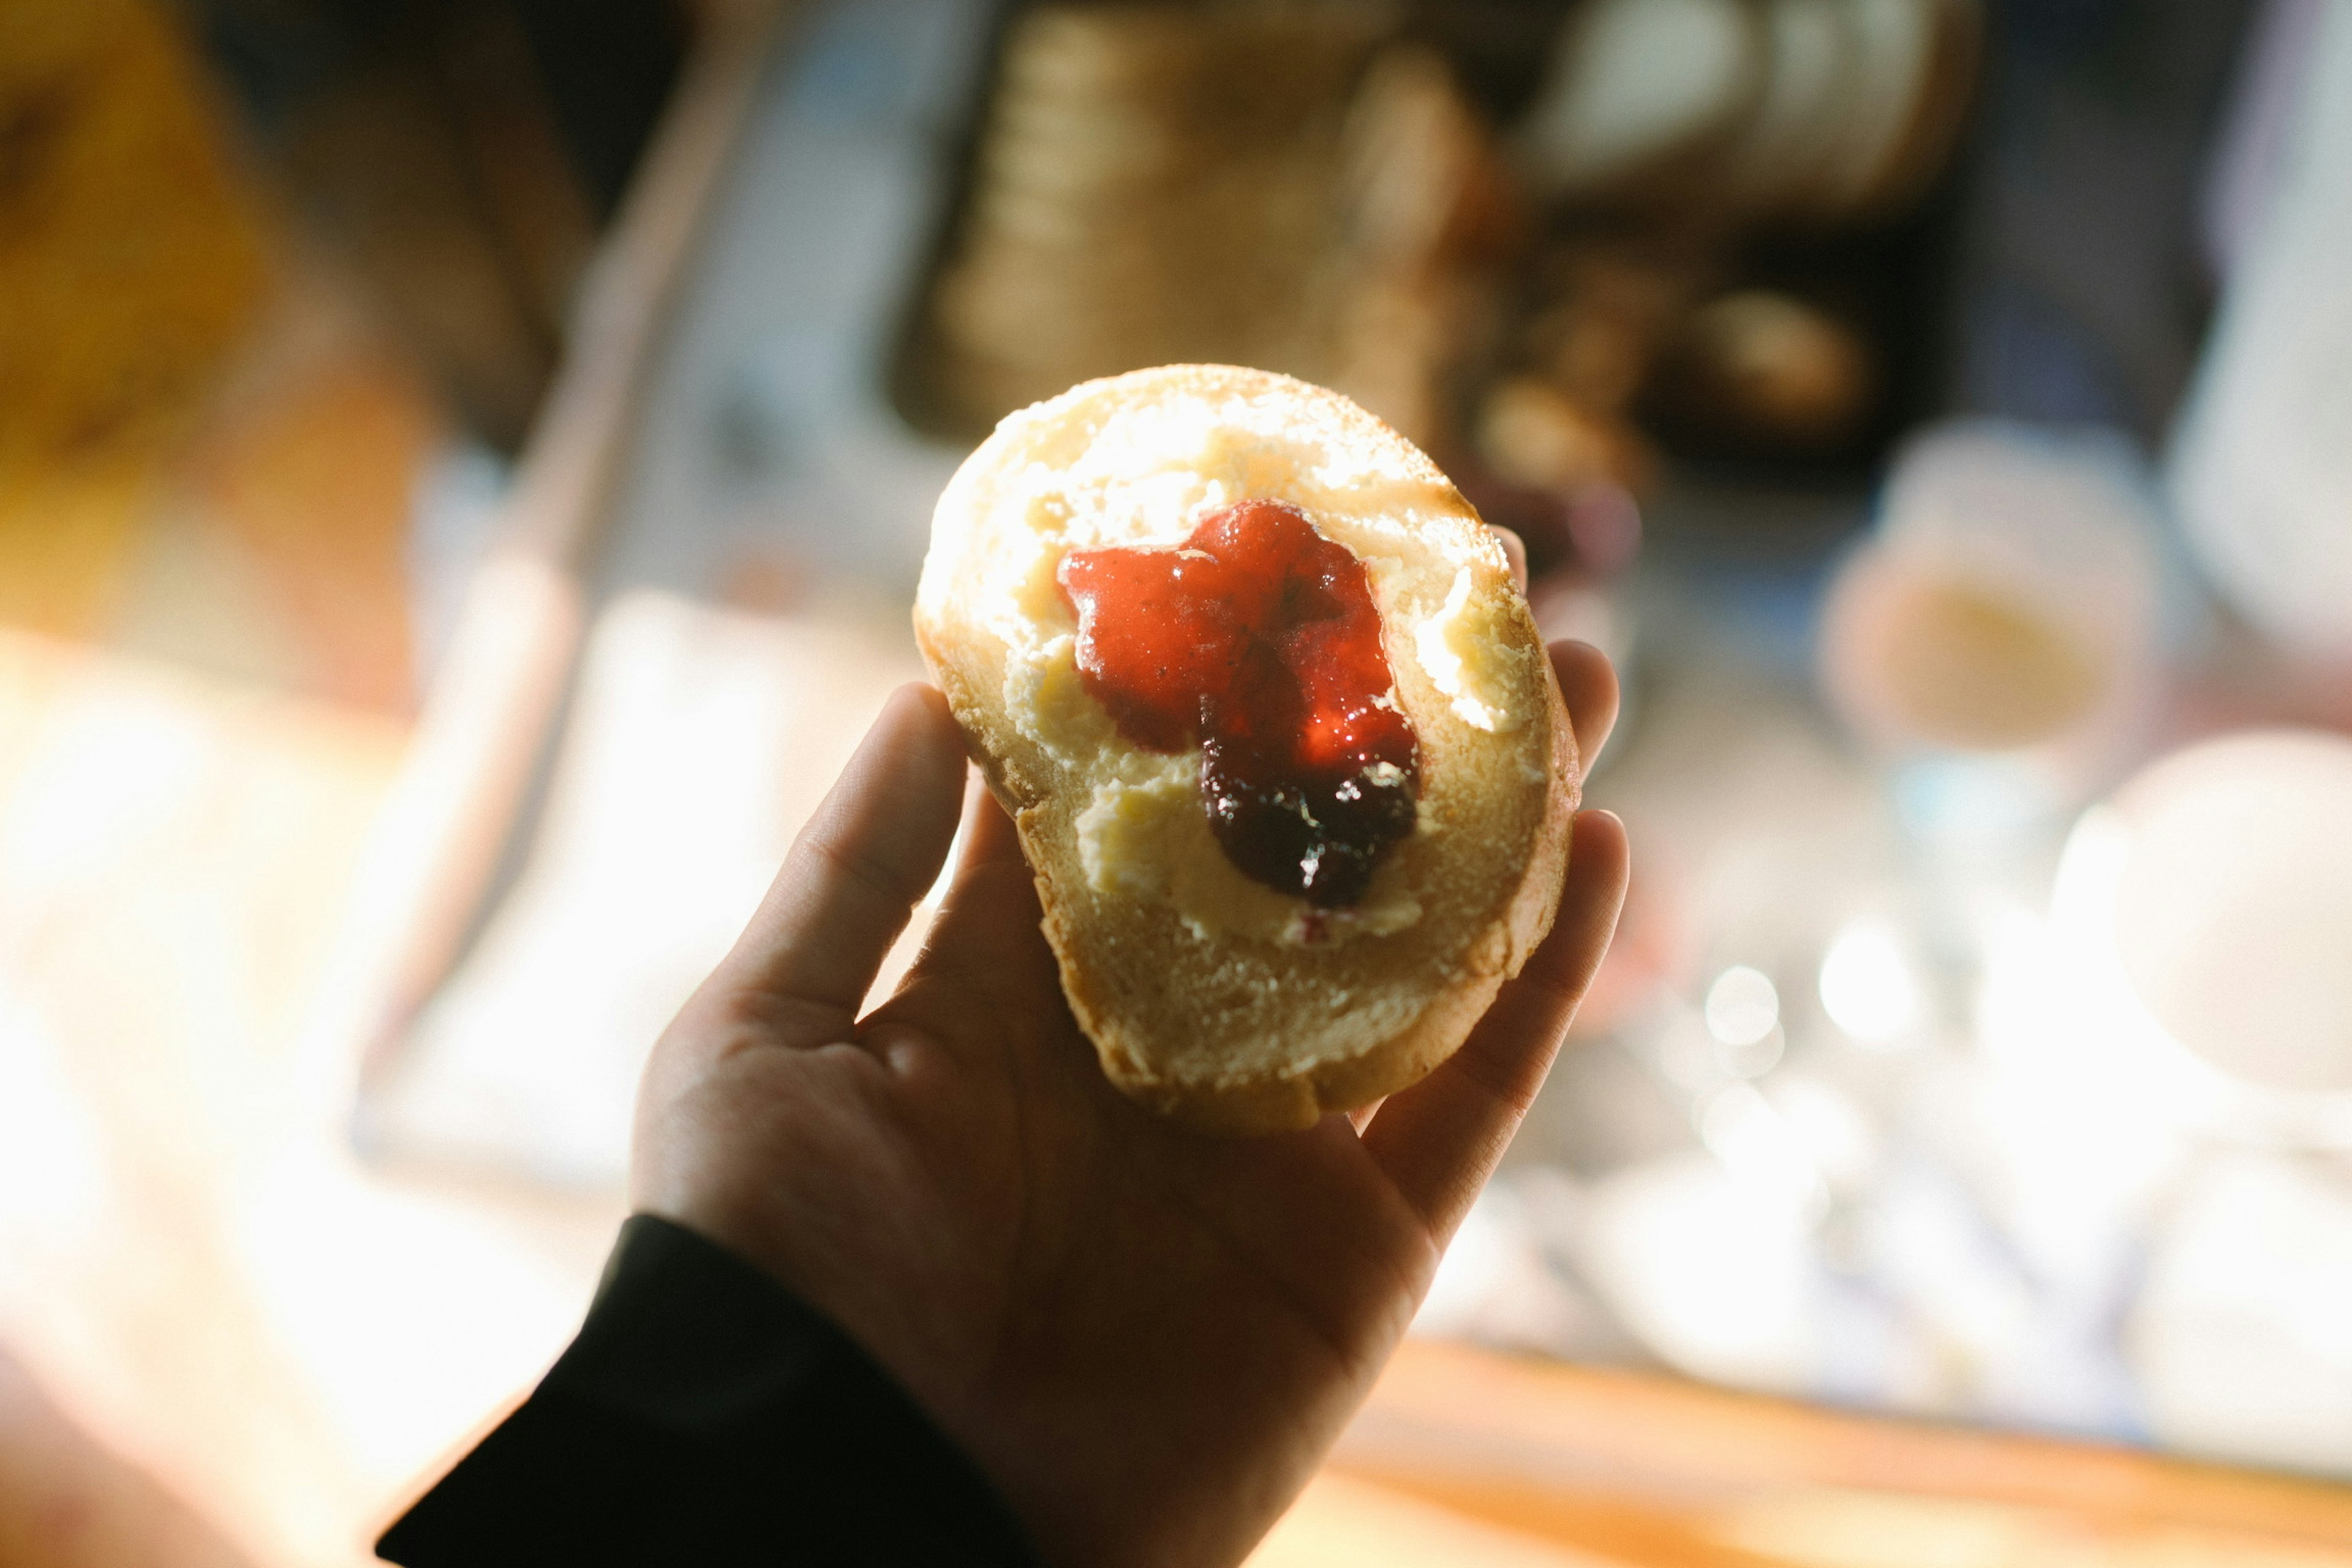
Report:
632,630,1629,1568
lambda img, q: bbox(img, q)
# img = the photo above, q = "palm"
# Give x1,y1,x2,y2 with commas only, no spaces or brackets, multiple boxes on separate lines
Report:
633,643,1626,1568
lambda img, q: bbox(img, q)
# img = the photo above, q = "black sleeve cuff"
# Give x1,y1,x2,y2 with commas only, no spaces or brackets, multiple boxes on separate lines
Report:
377,1214,1038,1566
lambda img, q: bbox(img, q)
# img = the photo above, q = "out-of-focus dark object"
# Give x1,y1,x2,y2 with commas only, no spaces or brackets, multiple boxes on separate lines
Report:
0,0,271,478
1324,43,1527,451
189,0,688,451
1474,376,1651,496
1521,238,1695,415
1943,0,2258,440
0,0,274,635
1649,288,1877,454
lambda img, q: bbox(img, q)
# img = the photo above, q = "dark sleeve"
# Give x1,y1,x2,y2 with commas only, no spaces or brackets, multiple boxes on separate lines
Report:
376,1215,1039,1567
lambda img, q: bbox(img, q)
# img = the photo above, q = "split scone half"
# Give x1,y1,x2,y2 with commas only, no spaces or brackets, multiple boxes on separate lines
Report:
914,364,1577,1134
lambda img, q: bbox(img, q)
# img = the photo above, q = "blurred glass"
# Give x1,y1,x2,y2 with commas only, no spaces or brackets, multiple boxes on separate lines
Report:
2049,730,2352,1135
1819,421,2165,829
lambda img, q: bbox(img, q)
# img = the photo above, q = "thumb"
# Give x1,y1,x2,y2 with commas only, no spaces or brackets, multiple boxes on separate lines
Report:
703,682,967,1046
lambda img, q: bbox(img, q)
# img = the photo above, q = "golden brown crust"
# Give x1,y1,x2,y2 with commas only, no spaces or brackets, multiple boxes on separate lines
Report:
915,364,1578,1134
1119,652,1577,1137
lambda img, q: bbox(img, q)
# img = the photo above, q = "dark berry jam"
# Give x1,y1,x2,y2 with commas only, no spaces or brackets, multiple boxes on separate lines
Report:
1058,499,1419,908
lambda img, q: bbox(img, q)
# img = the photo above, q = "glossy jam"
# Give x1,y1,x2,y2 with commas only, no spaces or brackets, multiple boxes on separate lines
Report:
1058,499,1419,907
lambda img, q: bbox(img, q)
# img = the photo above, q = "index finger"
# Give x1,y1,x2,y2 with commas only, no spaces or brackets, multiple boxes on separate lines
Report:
1550,638,1619,778
1492,525,1529,593
1358,807,1629,1241
704,683,967,1042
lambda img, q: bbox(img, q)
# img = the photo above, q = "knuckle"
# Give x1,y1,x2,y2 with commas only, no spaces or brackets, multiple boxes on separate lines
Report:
801,820,928,910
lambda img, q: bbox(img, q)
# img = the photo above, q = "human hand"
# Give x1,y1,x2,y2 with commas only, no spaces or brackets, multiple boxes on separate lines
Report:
632,612,1628,1568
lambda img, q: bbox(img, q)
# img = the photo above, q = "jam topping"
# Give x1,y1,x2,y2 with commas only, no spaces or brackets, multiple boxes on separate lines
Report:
1058,499,1420,908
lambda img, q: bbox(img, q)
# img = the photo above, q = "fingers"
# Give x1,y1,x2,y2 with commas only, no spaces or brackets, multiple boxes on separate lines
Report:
712,683,967,1043
886,767,1059,1004
1492,526,1529,593
1360,809,1630,1240
1501,531,1618,771
953,768,1027,876
1549,639,1619,778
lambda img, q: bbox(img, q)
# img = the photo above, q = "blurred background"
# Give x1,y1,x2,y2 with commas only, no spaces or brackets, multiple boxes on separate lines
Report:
6,0,2352,1562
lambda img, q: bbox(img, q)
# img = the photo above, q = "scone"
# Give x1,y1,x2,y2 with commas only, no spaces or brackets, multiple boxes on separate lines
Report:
914,364,1577,1134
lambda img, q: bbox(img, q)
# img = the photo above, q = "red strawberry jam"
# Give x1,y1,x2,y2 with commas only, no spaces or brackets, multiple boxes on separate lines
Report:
1058,499,1419,907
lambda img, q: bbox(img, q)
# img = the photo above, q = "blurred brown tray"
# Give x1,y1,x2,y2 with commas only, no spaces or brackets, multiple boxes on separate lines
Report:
1307,1340,2352,1566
